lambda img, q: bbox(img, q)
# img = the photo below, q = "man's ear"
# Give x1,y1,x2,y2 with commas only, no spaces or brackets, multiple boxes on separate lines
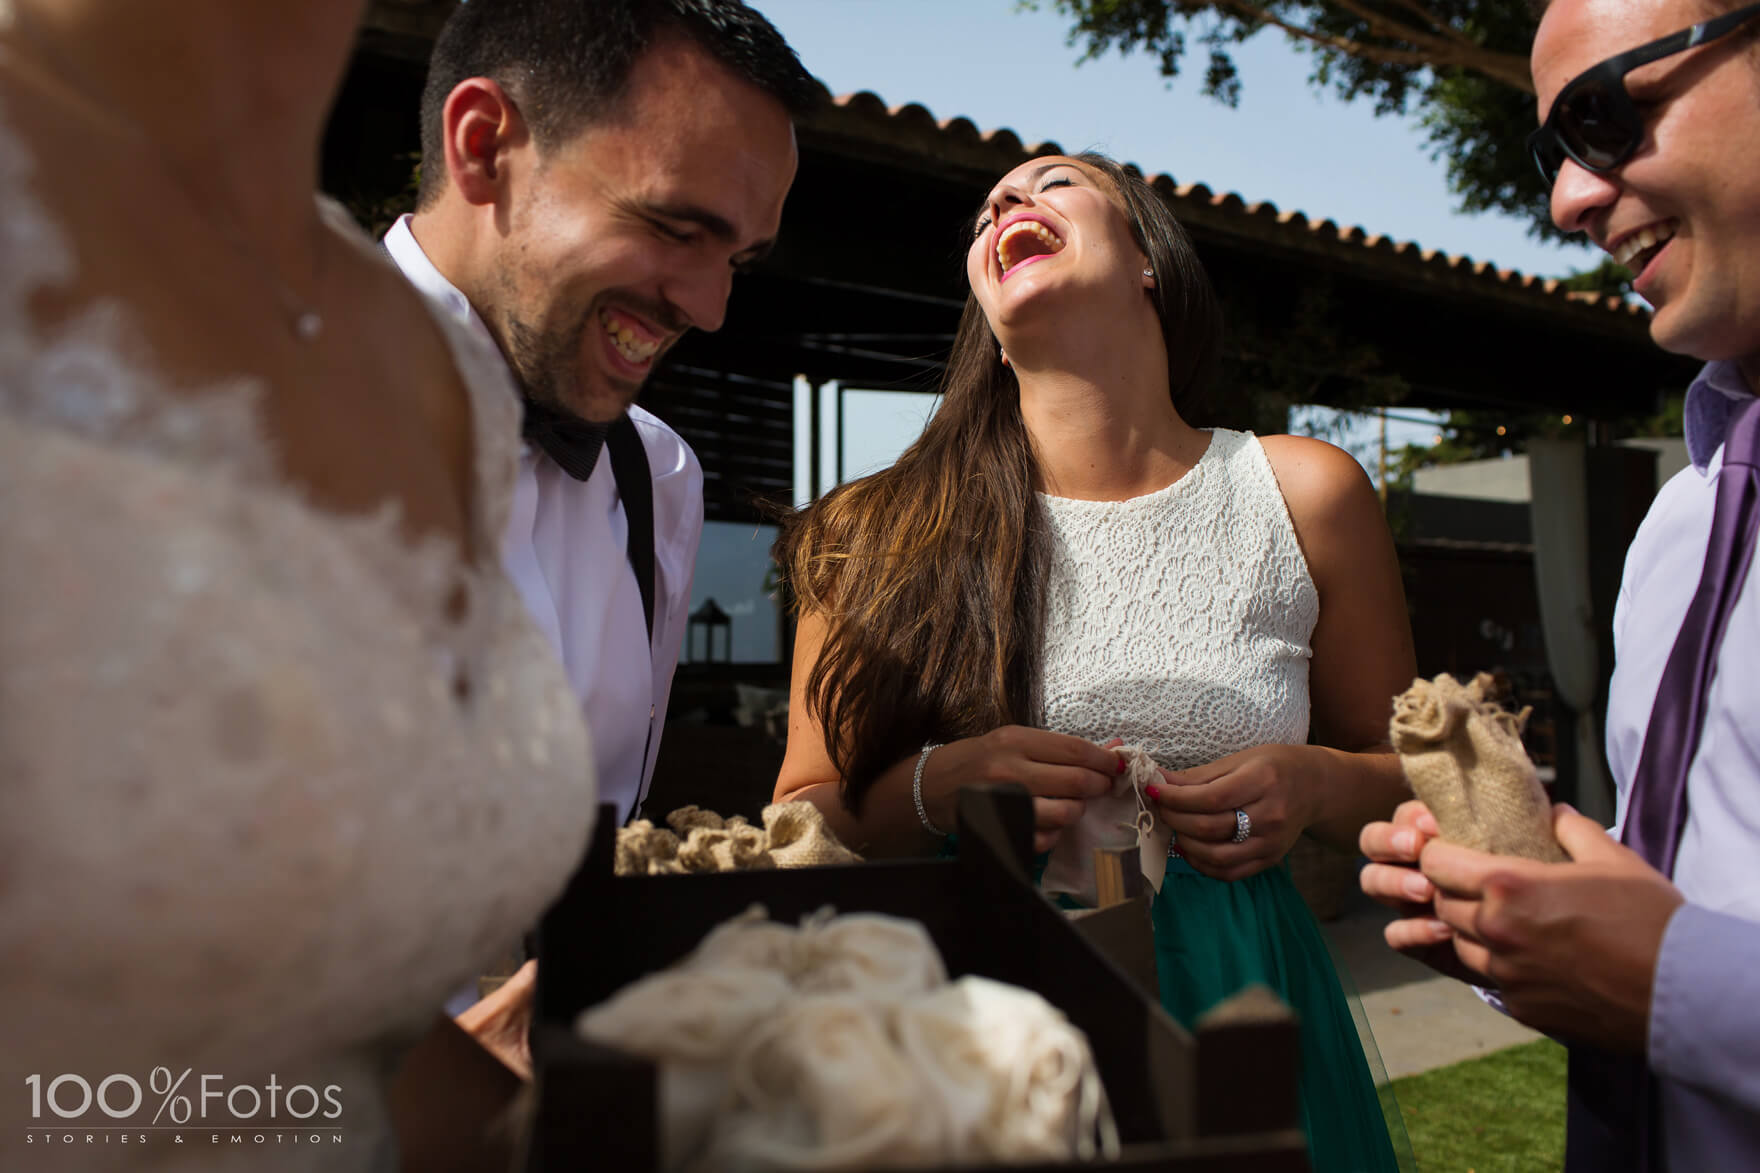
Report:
441,78,528,207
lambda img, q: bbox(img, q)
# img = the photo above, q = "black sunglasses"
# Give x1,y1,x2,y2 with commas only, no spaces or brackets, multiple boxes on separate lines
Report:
1528,0,1760,188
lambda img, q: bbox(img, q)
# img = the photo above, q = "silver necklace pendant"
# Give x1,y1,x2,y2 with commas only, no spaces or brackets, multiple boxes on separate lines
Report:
12,12,330,348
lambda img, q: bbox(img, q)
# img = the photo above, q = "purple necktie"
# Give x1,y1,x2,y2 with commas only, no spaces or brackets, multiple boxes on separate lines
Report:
1566,395,1759,1173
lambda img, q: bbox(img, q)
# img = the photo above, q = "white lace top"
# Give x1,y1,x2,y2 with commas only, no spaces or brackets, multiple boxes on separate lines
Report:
1037,429,1318,901
1039,428,1320,768
0,99,595,1170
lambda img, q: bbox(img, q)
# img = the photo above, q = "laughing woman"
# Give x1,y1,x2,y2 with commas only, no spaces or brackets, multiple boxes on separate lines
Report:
773,153,1412,1171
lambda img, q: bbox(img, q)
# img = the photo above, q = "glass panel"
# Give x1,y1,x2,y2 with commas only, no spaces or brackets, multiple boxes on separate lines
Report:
839,389,939,480
686,521,783,664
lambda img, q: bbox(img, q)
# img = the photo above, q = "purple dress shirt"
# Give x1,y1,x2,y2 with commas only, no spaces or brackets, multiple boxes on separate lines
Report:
1605,361,1760,1171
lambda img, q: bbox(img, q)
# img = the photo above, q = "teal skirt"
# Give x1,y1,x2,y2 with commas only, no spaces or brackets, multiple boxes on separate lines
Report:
1151,854,1407,1173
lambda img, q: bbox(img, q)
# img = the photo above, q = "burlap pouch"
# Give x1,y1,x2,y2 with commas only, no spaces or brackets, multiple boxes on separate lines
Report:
616,820,687,875
1389,672,1566,862
614,802,862,875
762,801,862,868
666,806,732,837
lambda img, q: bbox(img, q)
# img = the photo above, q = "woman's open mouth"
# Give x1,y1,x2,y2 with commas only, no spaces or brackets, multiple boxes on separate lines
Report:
997,217,1065,281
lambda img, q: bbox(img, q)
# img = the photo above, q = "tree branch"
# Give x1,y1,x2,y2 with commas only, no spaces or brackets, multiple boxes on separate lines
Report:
1381,0,1458,38
1214,0,1535,94
1322,0,1487,58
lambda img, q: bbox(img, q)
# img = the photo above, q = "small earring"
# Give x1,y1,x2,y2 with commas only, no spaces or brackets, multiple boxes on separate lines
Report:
1143,268,1154,279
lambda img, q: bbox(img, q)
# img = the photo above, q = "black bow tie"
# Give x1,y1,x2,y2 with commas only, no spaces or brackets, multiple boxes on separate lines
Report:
522,397,610,481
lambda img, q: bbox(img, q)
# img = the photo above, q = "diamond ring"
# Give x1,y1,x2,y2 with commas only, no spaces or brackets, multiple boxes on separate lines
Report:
1232,808,1251,844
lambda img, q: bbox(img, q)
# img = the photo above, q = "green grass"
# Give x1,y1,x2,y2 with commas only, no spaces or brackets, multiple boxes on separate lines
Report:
1386,1039,1568,1172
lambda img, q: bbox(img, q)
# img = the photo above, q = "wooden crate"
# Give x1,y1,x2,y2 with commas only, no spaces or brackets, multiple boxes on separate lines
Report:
525,787,1309,1172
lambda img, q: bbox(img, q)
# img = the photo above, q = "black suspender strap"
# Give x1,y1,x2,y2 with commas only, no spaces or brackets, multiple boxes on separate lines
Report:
606,414,656,645
606,414,659,823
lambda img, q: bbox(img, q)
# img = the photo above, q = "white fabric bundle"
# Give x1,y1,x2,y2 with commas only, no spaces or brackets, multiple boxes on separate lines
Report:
720,994,933,1169
574,904,1118,1170
892,977,1119,1163
787,909,949,998
683,906,947,1000
576,960,797,1166
1041,745,1171,907
578,965,795,1062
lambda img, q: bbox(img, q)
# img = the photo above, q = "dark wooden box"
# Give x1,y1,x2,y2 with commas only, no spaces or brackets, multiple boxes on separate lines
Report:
525,787,1309,1172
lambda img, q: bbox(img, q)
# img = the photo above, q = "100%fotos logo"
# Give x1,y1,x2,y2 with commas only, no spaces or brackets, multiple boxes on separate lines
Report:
26,1067,342,1123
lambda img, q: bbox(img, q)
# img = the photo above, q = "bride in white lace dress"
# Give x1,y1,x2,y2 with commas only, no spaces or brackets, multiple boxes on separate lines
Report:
0,3,596,1169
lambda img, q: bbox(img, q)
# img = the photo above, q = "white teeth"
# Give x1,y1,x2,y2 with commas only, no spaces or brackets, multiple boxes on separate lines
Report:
600,310,660,364
1613,220,1677,268
996,219,1064,270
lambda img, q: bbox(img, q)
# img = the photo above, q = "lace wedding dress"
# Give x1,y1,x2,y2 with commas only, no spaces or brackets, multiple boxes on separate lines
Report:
0,98,596,1170
1035,429,1406,1173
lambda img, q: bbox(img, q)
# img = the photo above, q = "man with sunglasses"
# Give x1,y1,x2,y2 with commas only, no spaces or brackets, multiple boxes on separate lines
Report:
1360,1,1760,1169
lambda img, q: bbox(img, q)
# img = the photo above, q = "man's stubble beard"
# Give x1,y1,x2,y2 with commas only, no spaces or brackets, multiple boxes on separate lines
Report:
497,298,640,425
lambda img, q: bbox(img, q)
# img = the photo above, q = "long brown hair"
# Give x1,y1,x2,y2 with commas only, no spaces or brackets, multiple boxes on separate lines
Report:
773,153,1222,813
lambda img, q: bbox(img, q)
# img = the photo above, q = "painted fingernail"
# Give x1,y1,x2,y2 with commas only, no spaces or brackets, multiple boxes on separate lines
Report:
1145,784,1160,800
1116,756,1127,775
1402,873,1430,901
1392,830,1416,855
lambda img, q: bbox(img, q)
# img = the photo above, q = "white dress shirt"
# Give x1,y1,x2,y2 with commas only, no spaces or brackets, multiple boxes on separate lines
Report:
1605,360,1760,1170
383,215,703,824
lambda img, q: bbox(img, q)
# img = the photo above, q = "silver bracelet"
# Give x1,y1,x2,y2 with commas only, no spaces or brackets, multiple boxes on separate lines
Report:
913,742,948,837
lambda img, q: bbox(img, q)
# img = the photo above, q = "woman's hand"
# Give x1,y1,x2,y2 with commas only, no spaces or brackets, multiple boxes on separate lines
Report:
924,727,1123,853
454,960,537,1080
1145,744,1320,881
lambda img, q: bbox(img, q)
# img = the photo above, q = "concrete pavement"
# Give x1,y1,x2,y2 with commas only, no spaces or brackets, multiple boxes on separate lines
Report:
1320,887,1541,1081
